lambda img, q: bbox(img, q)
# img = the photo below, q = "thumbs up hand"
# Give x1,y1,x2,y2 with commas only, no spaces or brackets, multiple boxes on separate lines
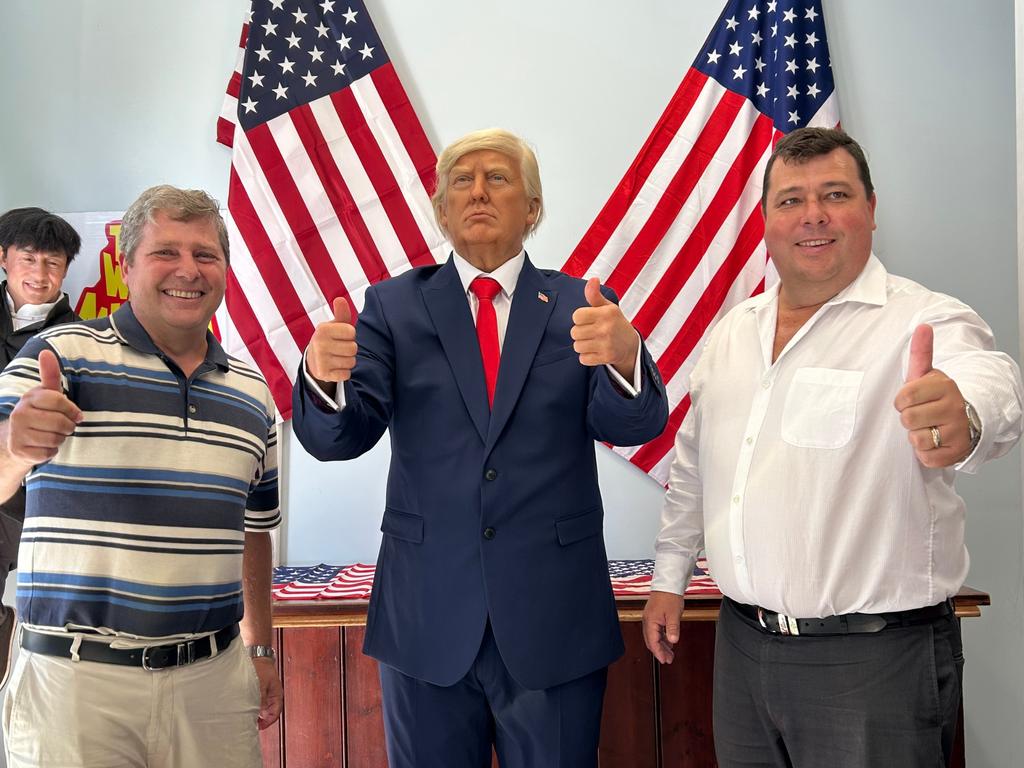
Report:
570,277,639,381
6,348,83,466
893,323,971,468
306,296,358,396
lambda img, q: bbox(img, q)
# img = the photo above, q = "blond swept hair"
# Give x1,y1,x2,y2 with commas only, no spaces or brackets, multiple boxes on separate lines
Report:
431,128,544,237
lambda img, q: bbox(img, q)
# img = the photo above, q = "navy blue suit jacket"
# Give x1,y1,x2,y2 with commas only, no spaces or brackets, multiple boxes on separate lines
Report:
292,255,668,689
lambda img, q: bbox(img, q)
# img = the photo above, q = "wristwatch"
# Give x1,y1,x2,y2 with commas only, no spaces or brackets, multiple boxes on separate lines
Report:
247,644,276,661
965,401,982,453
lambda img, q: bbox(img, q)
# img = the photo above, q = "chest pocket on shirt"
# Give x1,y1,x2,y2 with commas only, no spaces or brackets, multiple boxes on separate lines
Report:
781,367,863,449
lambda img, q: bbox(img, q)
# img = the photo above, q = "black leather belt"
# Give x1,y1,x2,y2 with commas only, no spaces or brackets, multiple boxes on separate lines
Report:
20,623,239,670
729,598,953,636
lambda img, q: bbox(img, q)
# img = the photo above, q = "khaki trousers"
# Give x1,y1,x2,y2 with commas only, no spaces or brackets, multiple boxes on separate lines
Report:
3,634,262,768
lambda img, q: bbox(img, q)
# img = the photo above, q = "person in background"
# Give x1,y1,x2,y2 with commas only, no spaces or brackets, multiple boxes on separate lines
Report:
0,207,81,687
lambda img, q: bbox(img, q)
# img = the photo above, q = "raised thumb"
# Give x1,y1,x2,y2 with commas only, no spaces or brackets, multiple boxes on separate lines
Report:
585,277,611,308
906,323,934,381
332,296,352,325
37,348,62,391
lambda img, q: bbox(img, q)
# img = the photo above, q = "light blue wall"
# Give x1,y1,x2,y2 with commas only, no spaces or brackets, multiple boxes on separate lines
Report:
1,1,1020,764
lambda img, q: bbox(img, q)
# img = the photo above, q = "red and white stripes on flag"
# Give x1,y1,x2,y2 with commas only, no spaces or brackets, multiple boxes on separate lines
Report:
562,0,840,484
217,1,447,419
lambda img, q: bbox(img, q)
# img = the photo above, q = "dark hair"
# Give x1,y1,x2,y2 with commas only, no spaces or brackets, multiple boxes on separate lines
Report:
761,127,874,212
0,207,81,264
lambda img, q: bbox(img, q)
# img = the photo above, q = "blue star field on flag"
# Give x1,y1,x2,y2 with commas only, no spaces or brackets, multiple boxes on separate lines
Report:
693,0,835,131
237,0,390,131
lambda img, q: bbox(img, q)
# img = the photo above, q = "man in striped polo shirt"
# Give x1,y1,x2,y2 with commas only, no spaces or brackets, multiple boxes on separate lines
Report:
0,186,281,768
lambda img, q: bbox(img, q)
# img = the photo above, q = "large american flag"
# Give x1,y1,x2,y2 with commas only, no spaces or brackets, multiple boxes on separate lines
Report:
563,0,839,484
217,0,448,418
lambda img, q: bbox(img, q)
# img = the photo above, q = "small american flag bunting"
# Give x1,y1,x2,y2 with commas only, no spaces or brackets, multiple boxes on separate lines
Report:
272,560,718,601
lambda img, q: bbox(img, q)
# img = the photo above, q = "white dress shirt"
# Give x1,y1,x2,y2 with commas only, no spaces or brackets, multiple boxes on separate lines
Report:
652,255,1023,617
305,250,643,405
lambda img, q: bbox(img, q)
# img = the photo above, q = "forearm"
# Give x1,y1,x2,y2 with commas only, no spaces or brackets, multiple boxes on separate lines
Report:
588,345,669,445
0,421,33,504
240,531,274,646
928,306,1024,468
651,411,704,594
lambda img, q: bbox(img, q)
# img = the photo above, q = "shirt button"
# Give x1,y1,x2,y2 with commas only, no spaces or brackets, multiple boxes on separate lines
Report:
187,403,197,415
483,527,496,540
745,437,753,445
735,555,744,565
732,495,740,504
761,377,771,389
484,469,498,481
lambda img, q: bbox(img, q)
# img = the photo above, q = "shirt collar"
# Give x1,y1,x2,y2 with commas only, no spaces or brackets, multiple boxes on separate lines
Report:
5,283,62,323
746,253,888,313
109,302,230,371
451,249,526,299
828,253,888,307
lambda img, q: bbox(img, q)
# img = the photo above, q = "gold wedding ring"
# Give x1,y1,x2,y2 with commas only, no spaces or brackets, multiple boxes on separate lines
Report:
930,426,942,450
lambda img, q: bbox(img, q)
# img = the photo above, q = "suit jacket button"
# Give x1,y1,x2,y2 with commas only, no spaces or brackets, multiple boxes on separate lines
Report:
484,468,498,481
483,527,496,540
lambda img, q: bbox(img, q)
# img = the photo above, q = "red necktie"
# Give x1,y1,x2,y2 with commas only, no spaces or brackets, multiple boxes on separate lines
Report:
470,277,501,408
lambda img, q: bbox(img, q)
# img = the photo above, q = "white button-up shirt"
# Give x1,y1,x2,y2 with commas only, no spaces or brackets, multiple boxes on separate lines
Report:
652,255,1023,617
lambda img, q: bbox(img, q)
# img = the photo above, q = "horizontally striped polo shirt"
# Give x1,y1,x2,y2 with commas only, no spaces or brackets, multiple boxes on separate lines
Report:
0,303,280,641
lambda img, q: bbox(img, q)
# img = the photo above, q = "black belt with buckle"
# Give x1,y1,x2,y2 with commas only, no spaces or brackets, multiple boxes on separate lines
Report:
729,598,953,636
20,623,239,670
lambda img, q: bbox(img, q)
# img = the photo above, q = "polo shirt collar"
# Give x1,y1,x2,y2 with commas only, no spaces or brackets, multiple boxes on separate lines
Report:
109,302,230,371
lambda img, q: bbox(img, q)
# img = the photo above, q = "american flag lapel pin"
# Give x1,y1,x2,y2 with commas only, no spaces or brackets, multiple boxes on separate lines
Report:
537,292,548,303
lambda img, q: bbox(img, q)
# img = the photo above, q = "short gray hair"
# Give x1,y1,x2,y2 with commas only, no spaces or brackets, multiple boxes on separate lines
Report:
120,185,229,264
431,128,544,237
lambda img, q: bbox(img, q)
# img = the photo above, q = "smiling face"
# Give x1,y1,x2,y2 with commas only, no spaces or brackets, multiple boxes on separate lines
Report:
762,147,877,306
120,210,226,353
1,245,69,309
439,149,540,272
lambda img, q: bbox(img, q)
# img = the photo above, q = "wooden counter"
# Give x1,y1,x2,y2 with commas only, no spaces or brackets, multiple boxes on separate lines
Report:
260,589,988,767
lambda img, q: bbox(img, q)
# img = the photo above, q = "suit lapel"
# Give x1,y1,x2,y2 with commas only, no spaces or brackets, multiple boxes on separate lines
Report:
421,257,490,443
485,256,556,452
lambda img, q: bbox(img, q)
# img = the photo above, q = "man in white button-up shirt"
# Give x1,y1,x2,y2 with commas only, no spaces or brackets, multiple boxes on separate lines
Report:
642,127,1023,768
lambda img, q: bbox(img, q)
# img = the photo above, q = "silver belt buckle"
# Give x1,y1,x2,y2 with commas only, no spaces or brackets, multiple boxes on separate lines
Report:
777,612,790,635
773,612,800,636
141,644,164,671
141,641,195,670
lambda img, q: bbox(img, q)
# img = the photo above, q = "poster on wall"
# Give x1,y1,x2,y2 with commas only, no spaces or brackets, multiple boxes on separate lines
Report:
54,212,129,322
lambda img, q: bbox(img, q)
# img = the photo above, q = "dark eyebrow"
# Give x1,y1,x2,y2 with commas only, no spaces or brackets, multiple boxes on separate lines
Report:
772,179,854,199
